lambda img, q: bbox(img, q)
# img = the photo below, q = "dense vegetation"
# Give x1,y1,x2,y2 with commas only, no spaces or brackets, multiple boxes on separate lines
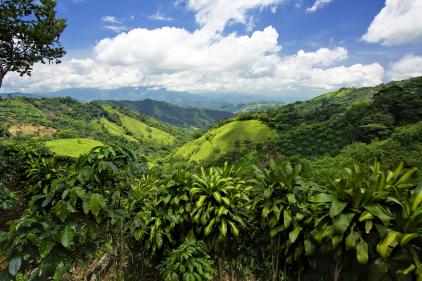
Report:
98,99,232,129
0,76,421,280
0,96,193,162
0,144,421,281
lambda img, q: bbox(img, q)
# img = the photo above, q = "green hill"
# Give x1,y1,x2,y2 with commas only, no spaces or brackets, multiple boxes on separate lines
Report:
175,120,277,162
45,138,104,158
97,99,232,129
101,104,175,145
0,97,191,160
171,76,422,170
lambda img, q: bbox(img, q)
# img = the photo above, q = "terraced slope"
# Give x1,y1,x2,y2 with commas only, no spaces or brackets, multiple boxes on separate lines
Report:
100,117,138,143
176,120,278,162
102,105,175,145
46,138,103,158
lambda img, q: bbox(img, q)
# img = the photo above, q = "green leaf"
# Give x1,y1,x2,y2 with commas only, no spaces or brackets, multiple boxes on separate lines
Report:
284,209,292,229
212,192,222,203
345,230,358,250
365,205,392,226
358,211,374,222
400,233,418,246
365,220,373,234
60,225,74,249
227,220,239,237
9,256,22,276
333,213,355,235
289,226,303,244
412,190,422,211
377,231,400,258
356,240,369,264
270,225,283,237
204,218,215,236
304,239,315,256
330,200,347,218
219,219,227,237
397,264,416,275
196,195,207,208
89,193,106,217
39,240,54,258
287,193,297,204
310,193,334,203
396,167,417,186
262,206,270,218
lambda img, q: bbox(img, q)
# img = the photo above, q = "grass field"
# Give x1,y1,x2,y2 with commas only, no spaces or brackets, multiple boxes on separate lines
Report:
101,105,174,145
176,120,278,162
45,138,104,158
100,118,138,142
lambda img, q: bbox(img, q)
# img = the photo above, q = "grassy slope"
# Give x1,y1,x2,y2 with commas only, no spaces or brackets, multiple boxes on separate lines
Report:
0,98,49,127
102,105,175,145
99,99,232,129
119,114,175,145
176,120,277,162
45,138,103,158
99,117,138,143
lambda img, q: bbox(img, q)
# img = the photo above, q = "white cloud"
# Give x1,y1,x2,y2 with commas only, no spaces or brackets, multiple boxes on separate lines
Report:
306,0,332,13
362,0,422,46
104,25,128,33
101,16,128,33
186,0,282,33
388,54,422,80
101,16,121,24
4,26,384,95
148,11,174,22
2,0,388,97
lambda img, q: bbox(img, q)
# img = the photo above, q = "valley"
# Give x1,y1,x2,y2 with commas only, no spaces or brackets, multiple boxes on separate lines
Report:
1,76,421,281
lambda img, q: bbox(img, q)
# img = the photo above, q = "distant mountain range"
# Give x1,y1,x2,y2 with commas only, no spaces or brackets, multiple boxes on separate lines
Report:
97,99,233,129
0,87,285,111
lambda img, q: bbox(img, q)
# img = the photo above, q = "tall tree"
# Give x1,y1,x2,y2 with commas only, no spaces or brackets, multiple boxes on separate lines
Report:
0,0,66,90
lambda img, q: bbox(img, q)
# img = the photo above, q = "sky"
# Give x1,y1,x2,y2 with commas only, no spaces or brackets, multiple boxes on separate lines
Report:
3,0,422,99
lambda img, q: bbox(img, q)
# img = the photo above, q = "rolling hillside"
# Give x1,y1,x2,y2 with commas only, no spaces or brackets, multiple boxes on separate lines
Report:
46,138,104,158
97,99,232,129
170,76,422,172
0,97,190,159
175,120,277,162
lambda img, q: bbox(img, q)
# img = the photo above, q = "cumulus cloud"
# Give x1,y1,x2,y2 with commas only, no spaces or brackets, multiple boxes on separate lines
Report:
306,0,333,13
362,0,422,46
186,0,282,33
2,0,387,96
388,54,422,80
4,26,384,94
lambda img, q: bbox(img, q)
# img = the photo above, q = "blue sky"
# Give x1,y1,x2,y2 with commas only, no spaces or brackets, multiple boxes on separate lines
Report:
4,0,422,99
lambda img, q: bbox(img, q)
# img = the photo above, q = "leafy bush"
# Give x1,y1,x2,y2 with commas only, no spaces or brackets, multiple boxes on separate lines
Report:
160,240,214,281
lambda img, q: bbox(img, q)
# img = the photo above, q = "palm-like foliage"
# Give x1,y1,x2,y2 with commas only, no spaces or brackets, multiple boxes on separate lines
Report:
160,240,214,281
252,160,313,280
190,163,251,250
131,169,194,260
310,162,419,280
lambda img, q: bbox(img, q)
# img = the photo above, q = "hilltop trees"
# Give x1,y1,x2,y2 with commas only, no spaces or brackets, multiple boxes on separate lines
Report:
0,0,66,90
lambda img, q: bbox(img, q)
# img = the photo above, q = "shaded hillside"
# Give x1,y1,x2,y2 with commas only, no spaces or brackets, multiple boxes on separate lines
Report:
219,101,285,113
97,99,232,129
247,76,422,158
0,97,192,160
173,76,422,170
175,120,278,163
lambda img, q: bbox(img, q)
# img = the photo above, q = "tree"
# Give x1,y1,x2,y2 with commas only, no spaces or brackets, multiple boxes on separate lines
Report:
0,0,66,90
